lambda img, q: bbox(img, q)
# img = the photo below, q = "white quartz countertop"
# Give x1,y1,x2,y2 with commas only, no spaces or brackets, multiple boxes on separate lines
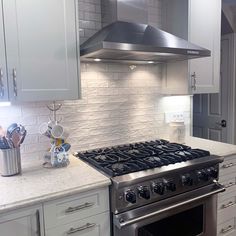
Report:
0,155,111,213
184,136,236,157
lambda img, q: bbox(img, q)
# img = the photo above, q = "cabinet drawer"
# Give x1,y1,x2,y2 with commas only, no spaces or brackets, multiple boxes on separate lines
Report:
218,195,236,211
46,212,110,236
44,188,109,229
219,155,236,177
218,218,236,236
219,175,236,195
218,195,236,224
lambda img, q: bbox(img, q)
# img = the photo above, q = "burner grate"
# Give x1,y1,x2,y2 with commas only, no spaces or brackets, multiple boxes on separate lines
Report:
75,140,211,177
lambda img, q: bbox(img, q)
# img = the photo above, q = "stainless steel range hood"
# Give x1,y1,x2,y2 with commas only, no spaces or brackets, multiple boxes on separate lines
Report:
80,0,210,63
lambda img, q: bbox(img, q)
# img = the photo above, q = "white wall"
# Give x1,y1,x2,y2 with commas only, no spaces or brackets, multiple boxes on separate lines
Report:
0,0,191,165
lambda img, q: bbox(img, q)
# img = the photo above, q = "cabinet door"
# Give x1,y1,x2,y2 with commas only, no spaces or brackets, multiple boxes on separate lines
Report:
3,0,80,101
189,0,221,94
0,0,8,101
0,205,44,236
162,0,221,95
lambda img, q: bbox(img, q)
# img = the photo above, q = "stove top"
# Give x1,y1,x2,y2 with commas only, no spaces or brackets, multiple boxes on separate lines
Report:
74,140,211,177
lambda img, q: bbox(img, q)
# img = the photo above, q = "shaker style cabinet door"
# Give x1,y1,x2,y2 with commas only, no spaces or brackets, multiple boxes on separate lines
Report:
162,0,221,94
2,0,80,101
0,206,44,236
188,0,221,94
0,1,8,101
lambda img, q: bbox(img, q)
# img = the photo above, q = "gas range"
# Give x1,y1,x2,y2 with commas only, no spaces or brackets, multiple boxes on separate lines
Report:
74,139,224,215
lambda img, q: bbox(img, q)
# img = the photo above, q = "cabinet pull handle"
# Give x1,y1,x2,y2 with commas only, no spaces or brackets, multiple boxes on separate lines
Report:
66,223,96,234
0,68,4,98
12,68,17,97
36,210,41,236
191,72,196,91
222,163,236,169
221,225,234,234
222,201,236,209
65,202,94,213
224,182,236,188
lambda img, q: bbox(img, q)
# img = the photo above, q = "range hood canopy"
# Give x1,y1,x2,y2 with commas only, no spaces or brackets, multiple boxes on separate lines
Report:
80,0,211,64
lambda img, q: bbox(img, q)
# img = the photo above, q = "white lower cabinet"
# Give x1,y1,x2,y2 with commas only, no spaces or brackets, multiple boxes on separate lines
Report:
0,187,110,236
0,205,44,236
46,212,110,236
43,187,110,236
218,155,236,235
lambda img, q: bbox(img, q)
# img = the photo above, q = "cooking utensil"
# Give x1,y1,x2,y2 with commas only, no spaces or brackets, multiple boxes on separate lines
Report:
6,123,19,138
5,123,27,148
0,137,10,149
0,126,5,138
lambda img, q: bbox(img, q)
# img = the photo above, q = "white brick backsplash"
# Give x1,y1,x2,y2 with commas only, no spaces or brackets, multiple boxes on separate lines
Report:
0,0,191,165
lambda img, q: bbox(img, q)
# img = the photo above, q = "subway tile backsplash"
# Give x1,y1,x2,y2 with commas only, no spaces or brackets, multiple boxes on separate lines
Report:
0,0,191,164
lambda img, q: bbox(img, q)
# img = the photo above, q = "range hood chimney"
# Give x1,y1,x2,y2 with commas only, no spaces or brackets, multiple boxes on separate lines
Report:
80,0,210,64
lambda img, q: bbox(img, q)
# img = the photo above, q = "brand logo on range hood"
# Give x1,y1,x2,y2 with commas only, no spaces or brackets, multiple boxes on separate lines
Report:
187,50,200,55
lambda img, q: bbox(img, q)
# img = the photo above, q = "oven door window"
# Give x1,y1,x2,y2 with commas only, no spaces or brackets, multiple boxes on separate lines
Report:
138,205,203,236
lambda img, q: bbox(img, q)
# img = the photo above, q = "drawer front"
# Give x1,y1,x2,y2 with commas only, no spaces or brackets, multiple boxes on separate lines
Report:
218,188,236,204
219,155,236,177
46,212,110,236
218,195,236,211
44,188,109,229
219,175,236,195
218,195,236,224
217,218,236,236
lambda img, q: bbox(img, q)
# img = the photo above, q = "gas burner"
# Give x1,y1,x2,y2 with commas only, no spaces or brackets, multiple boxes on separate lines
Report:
94,155,107,161
151,143,190,153
105,161,149,176
127,149,140,154
111,163,125,172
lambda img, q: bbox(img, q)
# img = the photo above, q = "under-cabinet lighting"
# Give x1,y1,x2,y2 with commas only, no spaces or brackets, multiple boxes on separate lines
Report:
94,58,101,62
0,102,11,107
147,61,154,64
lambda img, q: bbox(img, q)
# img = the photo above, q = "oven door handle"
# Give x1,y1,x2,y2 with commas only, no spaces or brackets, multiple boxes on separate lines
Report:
115,184,225,229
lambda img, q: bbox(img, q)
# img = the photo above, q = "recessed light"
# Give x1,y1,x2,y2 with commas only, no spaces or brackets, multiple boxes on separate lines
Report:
147,61,154,64
129,65,137,70
94,58,101,62
0,102,11,107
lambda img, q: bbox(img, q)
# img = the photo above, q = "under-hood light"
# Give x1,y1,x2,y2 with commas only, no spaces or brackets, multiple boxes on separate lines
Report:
94,58,101,62
129,65,137,70
147,61,154,64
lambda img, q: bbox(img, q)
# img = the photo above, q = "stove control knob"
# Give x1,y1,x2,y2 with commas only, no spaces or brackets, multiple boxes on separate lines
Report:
207,167,218,179
181,174,193,186
137,186,151,200
152,182,165,195
197,170,209,181
166,182,176,192
125,190,136,204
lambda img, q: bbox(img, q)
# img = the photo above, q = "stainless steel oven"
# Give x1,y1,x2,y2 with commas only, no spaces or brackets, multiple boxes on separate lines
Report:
113,184,224,236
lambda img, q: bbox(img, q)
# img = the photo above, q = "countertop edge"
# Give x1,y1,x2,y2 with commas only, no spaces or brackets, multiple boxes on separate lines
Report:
0,179,111,214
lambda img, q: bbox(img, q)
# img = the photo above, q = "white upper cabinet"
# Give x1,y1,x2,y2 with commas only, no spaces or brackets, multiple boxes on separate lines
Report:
1,0,80,102
162,0,221,94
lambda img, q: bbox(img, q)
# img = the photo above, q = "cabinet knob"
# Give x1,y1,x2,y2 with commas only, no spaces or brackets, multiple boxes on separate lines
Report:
191,72,196,91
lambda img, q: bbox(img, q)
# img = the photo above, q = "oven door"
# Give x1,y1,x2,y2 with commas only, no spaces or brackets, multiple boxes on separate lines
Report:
113,184,225,236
